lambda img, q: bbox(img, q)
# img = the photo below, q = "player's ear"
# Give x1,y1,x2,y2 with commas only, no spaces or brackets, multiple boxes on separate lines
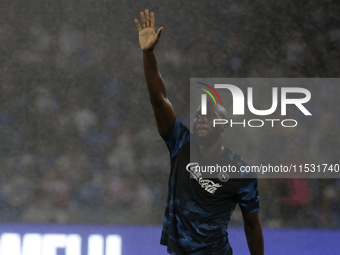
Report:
221,122,228,132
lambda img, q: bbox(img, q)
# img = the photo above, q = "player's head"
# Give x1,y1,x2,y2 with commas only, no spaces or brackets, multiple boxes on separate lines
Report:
193,101,227,146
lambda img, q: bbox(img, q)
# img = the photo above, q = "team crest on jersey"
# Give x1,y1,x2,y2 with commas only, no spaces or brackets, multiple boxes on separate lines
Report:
218,172,229,182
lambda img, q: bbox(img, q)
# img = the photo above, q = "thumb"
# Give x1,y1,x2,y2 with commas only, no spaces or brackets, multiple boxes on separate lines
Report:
156,27,163,39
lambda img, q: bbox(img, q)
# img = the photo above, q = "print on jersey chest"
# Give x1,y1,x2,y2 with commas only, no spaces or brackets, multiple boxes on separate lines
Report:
185,162,222,194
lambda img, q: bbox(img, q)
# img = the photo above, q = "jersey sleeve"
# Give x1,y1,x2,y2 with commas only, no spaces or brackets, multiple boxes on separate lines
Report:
160,119,190,158
236,177,260,214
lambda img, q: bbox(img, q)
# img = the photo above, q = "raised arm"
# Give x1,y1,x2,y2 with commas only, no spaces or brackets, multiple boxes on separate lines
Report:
135,9,176,135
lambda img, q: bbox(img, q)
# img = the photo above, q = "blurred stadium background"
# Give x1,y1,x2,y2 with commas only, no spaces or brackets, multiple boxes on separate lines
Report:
0,0,339,254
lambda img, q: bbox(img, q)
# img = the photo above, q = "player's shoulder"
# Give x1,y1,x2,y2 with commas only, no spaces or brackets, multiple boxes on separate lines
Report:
225,148,248,167
160,119,190,158
224,148,257,179
161,119,189,139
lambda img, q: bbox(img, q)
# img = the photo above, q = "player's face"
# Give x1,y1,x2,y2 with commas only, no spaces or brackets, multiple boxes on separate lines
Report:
193,103,227,146
193,105,224,146
193,106,219,137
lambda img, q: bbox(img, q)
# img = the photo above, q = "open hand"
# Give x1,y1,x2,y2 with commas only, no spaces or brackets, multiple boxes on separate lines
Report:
135,9,163,51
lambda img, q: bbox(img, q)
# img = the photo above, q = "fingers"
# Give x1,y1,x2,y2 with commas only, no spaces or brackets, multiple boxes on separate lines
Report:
145,9,151,27
156,27,163,39
136,9,159,30
140,11,146,28
150,12,155,28
135,19,142,31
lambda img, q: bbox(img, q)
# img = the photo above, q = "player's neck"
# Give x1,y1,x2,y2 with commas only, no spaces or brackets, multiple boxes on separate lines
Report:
198,139,224,159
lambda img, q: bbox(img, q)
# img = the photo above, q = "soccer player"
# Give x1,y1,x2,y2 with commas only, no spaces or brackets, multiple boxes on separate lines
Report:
135,9,264,255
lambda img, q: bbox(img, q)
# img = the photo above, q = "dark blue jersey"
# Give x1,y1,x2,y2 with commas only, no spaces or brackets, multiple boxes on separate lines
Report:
160,119,259,255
